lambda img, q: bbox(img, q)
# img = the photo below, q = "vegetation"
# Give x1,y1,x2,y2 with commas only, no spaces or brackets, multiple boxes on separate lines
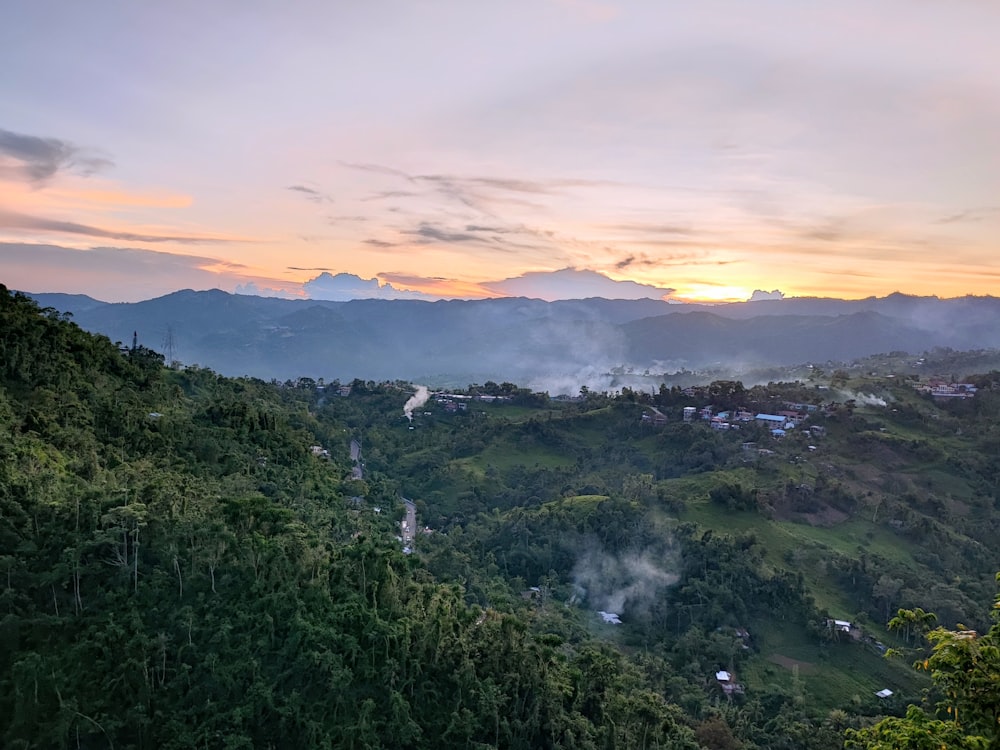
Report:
3,283,1000,748
846,582,1000,749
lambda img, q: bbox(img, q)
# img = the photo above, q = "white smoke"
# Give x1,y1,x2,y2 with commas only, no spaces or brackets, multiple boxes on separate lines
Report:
572,544,679,616
841,390,889,407
403,385,430,421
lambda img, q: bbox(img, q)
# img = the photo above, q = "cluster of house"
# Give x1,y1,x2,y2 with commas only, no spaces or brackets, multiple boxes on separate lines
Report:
434,392,513,412
438,398,467,413
915,380,979,399
672,402,822,439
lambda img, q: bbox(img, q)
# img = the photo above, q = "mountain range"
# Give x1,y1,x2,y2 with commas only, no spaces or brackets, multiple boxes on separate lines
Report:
25,288,1000,389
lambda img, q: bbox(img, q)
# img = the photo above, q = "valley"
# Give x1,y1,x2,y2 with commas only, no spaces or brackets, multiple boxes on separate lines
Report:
3,285,999,748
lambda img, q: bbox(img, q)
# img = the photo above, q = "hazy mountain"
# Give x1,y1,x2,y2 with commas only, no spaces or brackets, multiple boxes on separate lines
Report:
623,310,935,369
23,288,1000,387
25,292,109,314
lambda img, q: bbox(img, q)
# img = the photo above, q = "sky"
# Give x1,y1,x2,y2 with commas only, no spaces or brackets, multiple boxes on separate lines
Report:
2,0,999,303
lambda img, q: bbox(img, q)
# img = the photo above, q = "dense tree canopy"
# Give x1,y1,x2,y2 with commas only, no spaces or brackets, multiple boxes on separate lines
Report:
4,283,1000,749
847,580,1000,749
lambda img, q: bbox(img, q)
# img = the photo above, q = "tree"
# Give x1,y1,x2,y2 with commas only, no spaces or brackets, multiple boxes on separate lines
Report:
846,575,1000,749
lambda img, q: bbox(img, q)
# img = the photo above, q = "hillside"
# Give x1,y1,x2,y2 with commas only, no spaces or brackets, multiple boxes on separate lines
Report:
4,284,1000,749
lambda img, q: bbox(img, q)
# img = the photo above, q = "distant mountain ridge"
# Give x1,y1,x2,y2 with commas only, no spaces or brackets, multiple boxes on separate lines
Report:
21,288,1000,387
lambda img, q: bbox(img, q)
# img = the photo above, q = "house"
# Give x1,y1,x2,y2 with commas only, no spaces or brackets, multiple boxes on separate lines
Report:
875,689,893,699
755,413,785,424
683,406,697,422
643,408,668,426
831,619,852,632
598,611,622,625
715,670,745,695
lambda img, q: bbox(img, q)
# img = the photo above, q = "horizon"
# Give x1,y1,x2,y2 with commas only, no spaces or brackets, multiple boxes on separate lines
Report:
19,280,998,307
3,2,999,303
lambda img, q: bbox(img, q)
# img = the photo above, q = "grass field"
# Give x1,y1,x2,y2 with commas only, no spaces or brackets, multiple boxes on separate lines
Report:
742,616,924,714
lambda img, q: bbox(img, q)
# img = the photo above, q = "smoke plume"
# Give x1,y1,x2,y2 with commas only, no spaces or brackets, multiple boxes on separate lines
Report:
572,542,679,616
403,385,430,421
841,390,889,407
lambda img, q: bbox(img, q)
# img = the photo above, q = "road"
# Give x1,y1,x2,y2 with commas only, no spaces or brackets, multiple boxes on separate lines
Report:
350,439,363,479
401,498,416,552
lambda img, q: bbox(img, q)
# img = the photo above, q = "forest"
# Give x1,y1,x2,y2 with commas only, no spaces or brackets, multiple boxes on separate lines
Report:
2,284,999,749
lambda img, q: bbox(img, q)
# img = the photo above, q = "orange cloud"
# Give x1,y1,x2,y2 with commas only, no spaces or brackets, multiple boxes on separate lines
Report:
373,273,495,299
46,187,192,209
0,209,254,245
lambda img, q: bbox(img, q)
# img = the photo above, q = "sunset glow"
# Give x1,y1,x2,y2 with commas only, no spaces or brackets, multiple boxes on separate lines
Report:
2,1,998,303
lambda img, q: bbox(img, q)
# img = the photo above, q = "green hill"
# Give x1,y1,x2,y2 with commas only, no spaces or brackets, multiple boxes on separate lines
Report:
4,284,1000,749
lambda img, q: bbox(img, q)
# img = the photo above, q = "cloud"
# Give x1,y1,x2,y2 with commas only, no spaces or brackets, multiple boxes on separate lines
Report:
302,271,437,301
337,161,414,180
420,174,556,195
0,209,244,244
286,184,332,203
234,282,302,299
935,206,1000,225
361,190,420,201
613,253,665,270
0,241,277,301
484,267,675,301
606,222,695,237
337,160,610,215
465,224,510,233
0,127,112,183
407,223,480,244
395,221,551,256
378,272,450,286
748,289,785,301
